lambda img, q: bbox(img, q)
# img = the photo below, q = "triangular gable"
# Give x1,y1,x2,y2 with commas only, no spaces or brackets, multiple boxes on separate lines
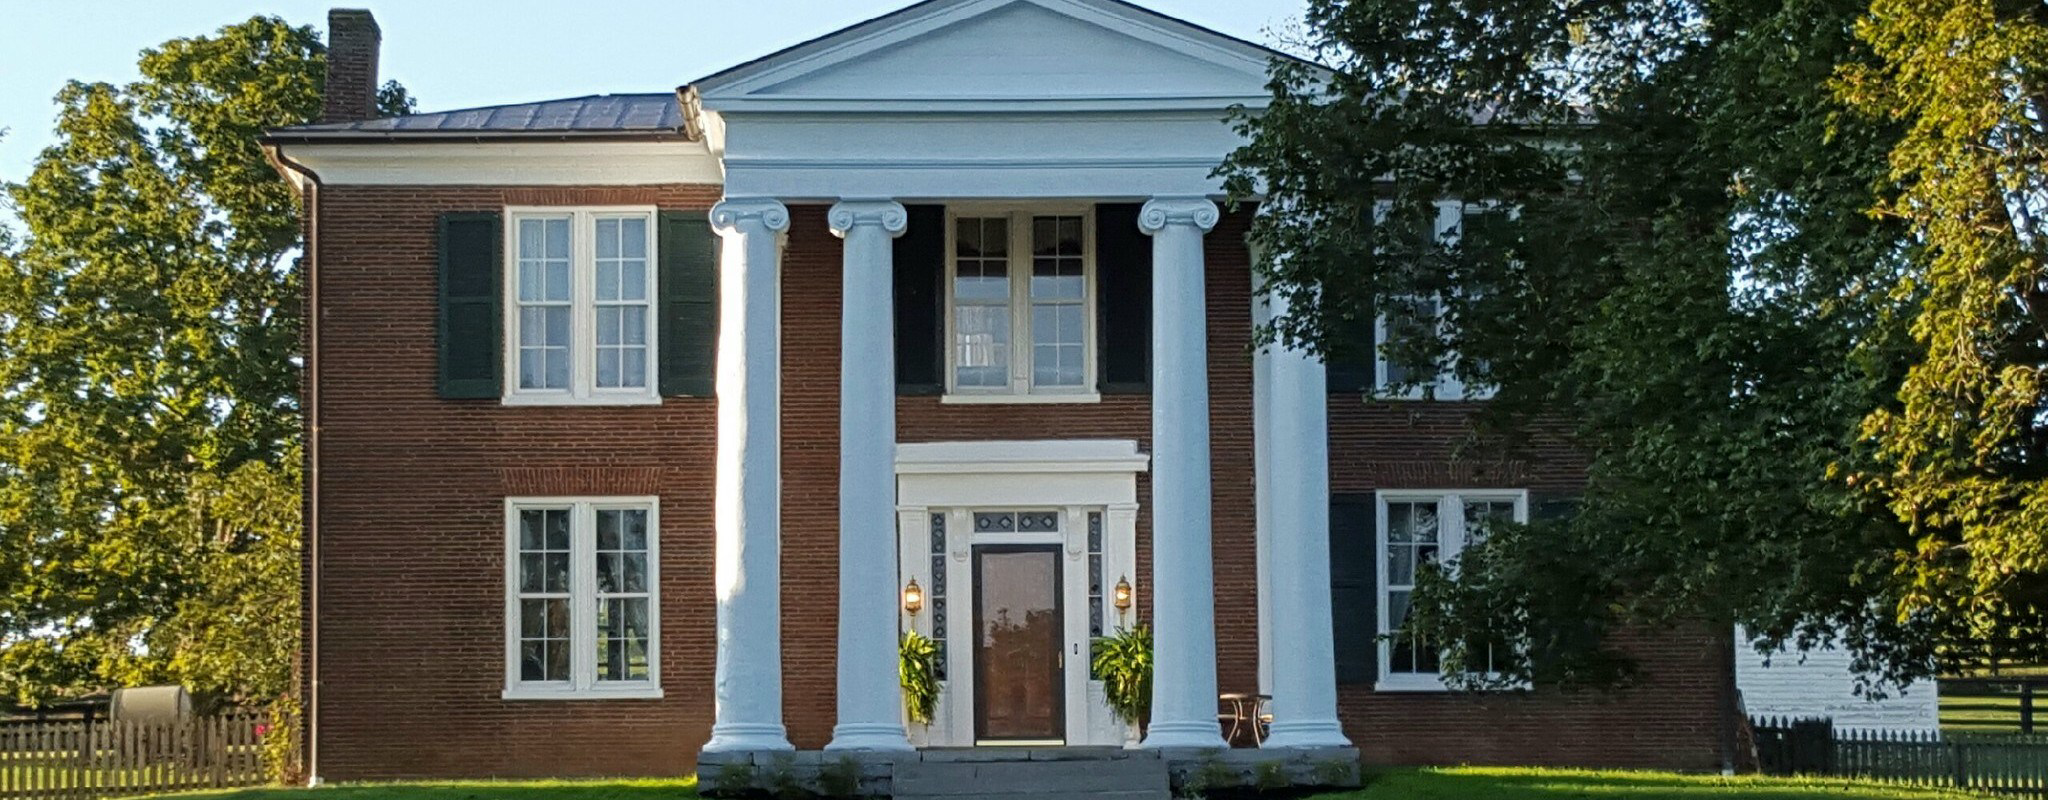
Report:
692,0,1316,112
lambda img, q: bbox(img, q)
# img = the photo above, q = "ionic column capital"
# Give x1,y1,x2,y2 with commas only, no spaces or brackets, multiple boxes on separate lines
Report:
711,197,791,237
1138,197,1220,235
828,199,908,239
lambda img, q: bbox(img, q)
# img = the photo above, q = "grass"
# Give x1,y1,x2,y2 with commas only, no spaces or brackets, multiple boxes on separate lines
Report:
1316,768,1991,800
118,769,2001,800
120,777,698,800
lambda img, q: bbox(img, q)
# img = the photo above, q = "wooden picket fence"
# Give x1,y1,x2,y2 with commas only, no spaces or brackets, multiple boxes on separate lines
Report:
1755,715,2048,796
0,713,268,799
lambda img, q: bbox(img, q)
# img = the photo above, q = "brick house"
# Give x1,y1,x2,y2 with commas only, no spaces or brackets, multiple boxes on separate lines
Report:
262,0,1737,782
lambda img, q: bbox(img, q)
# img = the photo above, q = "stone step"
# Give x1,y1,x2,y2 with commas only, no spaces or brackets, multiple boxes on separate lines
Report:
893,756,1170,799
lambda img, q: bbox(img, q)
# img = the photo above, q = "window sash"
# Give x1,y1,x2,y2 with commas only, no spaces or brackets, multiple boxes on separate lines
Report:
504,208,658,403
1376,490,1525,690
945,209,1095,397
504,497,661,698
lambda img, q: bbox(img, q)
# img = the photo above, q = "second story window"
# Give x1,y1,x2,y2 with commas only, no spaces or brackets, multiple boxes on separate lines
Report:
946,209,1096,401
1373,201,1501,401
506,207,658,405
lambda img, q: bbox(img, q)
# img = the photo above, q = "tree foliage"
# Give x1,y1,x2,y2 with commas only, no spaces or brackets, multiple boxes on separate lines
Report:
1222,0,2046,688
0,16,409,705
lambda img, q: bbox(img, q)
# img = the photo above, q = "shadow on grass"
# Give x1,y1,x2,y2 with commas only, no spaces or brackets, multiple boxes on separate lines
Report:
1319,768,1981,800
145,778,698,800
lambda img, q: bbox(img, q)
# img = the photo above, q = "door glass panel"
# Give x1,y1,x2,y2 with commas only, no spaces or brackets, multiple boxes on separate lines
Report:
975,547,1063,741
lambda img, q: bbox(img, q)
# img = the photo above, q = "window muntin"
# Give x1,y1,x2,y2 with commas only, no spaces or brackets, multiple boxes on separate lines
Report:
591,217,651,391
1029,216,1087,389
1377,490,1525,690
946,210,1095,399
953,216,1012,389
505,497,661,699
515,217,573,391
515,507,573,683
504,207,658,404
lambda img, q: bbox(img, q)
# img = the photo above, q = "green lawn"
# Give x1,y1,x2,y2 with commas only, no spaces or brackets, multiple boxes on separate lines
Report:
124,768,1997,800
1326,768,1989,799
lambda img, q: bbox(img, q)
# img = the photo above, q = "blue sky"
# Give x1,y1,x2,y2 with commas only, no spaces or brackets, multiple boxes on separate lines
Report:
0,0,1306,185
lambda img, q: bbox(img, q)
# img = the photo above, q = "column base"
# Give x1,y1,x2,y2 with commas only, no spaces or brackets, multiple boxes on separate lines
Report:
824,722,913,752
1262,719,1352,749
703,722,794,753
1139,720,1228,750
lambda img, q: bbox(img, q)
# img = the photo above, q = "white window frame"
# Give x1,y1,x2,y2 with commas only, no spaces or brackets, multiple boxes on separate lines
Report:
502,495,662,700
1372,200,1498,401
941,205,1101,404
1375,488,1526,691
502,206,661,406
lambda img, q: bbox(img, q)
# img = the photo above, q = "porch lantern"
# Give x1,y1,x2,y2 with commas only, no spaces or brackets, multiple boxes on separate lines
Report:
902,578,924,616
1113,576,1133,613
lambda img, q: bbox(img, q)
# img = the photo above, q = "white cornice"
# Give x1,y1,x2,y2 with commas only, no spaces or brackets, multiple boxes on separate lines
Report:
272,140,724,186
895,439,1151,475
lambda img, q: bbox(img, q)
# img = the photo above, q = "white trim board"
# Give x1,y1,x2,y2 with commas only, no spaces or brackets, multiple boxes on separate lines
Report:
269,141,723,186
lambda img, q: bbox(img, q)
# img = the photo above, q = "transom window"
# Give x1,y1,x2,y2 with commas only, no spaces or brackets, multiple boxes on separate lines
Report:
505,207,658,405
946,209,1096,400
504,497,661,699
1377,490,1524,690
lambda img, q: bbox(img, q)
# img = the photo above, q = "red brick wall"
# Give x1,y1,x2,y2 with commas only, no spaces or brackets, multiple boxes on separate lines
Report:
309,185,722,781
1327,400,1729,770
308,190,1726,780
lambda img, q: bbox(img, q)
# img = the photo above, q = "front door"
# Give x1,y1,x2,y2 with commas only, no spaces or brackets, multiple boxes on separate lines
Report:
972,544,1065,743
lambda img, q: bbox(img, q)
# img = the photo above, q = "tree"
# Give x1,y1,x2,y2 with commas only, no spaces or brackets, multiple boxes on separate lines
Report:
1841,0,2048,669
1221,0,2045,690
0,16,410,706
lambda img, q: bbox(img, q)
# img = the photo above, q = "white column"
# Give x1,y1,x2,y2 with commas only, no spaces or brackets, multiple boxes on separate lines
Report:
826,200,914,751
704,198,794,754
1138,197,1228,750
1259,285,1352,749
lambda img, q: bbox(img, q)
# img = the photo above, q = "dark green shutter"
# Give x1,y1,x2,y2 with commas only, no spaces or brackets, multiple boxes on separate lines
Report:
1095,203,1151,393
1331,493,1378,684
437,211,501,399
659,210,717,397
895,205,946,394
1326,204,1376,394
1531,490,1581,523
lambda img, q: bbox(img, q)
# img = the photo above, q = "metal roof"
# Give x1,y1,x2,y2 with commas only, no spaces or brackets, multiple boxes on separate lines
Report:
268,93,685,138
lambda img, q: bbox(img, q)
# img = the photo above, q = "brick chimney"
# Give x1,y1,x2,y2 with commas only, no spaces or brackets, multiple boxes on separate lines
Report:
321,9,381,123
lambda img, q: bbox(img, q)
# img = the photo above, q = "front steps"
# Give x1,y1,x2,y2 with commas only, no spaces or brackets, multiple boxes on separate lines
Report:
697,745,1361,798
894,749,1169,800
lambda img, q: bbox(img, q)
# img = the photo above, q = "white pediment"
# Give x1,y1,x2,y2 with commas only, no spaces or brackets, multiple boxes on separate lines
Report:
692,0,1299,112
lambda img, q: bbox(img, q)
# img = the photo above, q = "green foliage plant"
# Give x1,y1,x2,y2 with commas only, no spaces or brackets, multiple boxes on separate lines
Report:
899,630,942,725
816,757,861,799
1091,625,1152,730
1254,759,1291,792
710,762,757,797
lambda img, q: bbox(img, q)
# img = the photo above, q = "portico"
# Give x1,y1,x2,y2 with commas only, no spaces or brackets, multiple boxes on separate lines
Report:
689,0,1348,758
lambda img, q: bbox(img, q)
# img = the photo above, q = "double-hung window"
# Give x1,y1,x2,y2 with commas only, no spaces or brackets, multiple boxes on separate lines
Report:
506,207,658,405
504,497,660,699
1377,489,1525,690
1373,201,1499,400
945,209,1096,401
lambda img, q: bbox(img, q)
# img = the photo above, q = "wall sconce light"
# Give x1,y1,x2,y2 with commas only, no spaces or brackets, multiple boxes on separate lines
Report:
902,578,924,616
1113,575,1133,614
